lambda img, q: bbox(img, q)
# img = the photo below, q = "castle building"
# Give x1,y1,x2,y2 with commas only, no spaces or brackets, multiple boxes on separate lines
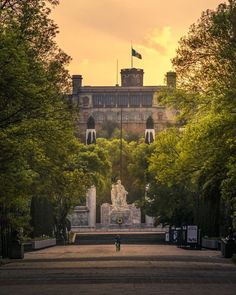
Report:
69,68,176,138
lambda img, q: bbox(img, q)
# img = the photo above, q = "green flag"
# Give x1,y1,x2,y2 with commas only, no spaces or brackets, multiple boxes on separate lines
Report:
132,48,142,59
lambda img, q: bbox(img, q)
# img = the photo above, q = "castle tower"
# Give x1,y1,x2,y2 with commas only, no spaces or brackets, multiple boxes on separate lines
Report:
166,72,176,89
121,68,144,87
72,75,82,94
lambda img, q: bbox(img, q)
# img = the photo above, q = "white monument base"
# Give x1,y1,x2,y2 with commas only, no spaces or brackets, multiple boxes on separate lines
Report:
101,180,141,227
101,204,141,227
69,186,96,229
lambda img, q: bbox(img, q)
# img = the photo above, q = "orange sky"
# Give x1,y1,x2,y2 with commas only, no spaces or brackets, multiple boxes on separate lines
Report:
51,0,224,86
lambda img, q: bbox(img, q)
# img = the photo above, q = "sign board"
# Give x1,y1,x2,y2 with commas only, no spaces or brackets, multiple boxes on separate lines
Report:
165,232,170,242
187,225,198,243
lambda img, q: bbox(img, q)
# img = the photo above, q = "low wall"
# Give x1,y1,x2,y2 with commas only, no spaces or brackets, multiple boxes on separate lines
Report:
202,238,219,249
32,238,56,250
71,225,167,233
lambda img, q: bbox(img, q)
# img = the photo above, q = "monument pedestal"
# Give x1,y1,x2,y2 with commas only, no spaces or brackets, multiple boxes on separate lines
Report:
101,203,141,227
110,208,131,225
69,186,96,229
101,180,141,227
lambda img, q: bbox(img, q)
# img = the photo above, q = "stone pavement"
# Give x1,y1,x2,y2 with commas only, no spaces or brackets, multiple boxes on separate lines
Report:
0,245,236,294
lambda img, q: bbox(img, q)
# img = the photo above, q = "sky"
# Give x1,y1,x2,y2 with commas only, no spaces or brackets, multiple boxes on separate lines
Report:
51,0,224,86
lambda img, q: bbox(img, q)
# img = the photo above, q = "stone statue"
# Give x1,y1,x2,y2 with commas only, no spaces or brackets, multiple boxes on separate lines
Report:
111,180,128,209
111,184,117,208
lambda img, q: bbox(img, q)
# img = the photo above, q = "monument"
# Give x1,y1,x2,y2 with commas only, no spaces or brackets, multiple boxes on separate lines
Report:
69,186,96,229
101,180,141,227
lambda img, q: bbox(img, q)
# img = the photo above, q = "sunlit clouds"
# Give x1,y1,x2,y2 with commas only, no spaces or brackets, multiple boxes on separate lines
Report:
51,0,224,86
141,27,173,55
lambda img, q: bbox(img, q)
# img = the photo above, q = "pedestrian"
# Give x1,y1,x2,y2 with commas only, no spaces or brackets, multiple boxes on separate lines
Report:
115,235,121,251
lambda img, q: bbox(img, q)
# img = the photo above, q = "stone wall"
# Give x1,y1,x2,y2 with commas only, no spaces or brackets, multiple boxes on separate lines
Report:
70,186,96,229
101,203,141,227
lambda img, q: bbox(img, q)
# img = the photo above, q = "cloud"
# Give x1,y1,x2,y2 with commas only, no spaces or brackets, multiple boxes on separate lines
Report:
52,0,224,85
74,1,131,36
140,27,173,55
79,59,89,66
64,0,155,42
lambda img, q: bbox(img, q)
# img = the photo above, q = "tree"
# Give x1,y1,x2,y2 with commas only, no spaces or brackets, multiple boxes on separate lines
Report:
97,120,120,139
95,138,147,210
151,0,236,235
173,0,236,95
0,1,115,249
144,182,194,227
47,141,111,241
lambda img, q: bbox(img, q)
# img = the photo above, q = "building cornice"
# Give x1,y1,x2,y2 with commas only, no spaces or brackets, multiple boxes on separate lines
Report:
78,85,166,94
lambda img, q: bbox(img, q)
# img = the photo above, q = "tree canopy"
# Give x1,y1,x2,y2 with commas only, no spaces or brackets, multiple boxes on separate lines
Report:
1,0,236,246
0,0,111,242
148,0,236,235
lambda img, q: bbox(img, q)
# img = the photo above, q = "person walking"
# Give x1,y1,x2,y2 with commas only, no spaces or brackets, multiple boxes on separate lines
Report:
115,235,121,251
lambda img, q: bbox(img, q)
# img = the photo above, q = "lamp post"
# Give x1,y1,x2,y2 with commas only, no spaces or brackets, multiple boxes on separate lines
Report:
120,106,123,182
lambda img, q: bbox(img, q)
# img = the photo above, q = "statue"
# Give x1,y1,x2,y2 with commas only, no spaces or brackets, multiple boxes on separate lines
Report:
111,184,117,208
111,180,128,209
116,180,128,207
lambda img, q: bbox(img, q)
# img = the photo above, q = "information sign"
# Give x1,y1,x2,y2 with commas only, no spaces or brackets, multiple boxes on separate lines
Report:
187,225,198,243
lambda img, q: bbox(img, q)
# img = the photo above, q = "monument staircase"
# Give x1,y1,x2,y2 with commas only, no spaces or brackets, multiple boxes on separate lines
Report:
74,231,165,245
71,181,166,245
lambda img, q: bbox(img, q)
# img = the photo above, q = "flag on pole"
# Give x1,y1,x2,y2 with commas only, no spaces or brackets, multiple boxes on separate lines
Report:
132,48,142,59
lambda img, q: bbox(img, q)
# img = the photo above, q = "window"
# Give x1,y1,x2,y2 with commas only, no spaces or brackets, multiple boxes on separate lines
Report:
104,94,116,107
117,94,128,107
158,112,163,121
141,93,152,107
82,96,89,106
129,94,140,107
93,94,104,107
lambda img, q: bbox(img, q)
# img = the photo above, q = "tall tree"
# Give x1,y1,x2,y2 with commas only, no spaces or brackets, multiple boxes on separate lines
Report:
0,1,108,244
152,0,236,235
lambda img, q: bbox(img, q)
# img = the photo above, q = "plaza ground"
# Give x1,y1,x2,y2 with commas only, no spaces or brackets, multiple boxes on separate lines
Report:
0,244,236,294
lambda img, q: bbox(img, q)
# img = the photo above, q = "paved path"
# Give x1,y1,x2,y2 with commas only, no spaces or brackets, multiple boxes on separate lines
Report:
0,245,236,294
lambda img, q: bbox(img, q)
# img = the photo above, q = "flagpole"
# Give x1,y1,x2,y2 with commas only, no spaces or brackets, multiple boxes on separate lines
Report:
116,59,118,85
120,106,123,182
131,43,133,68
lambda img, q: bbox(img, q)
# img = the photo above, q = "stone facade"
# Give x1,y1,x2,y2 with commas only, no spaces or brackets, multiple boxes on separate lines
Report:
145,215,155,227
68,69,177,137
71,206,89,226
70,186,96,228
101,203,141,227
101,180,141,227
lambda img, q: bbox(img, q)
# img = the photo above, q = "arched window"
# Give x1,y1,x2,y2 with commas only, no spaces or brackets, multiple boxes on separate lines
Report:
146,116,154,129
87,116,95,129
82,96,89,106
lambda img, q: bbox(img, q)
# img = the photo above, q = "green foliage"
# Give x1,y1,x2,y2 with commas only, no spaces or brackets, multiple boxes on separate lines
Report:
2,0,236,240
95,138,147,208
97,120,142,142
147,0,236,235
0,1,111,243
144,182,194,227
97,120,120,139
172,0,236,94
31,196,54,237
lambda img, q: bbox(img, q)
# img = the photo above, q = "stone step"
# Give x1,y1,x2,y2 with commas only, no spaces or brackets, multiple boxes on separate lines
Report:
75,233,165,245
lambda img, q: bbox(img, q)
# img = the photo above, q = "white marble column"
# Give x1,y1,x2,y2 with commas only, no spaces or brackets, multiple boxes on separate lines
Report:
145,215,155,227
86,186,96,227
